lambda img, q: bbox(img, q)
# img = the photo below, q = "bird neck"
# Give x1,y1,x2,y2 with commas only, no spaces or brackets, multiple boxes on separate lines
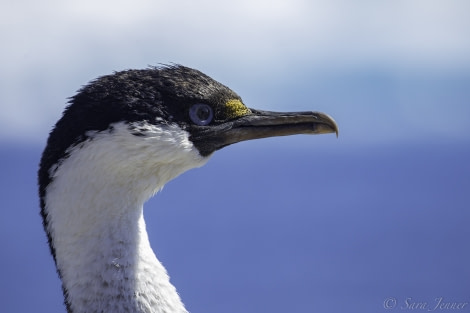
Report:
47,178,187,313
43,123,208,313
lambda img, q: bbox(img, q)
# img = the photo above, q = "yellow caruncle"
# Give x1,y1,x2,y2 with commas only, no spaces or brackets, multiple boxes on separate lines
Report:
225,99,251,120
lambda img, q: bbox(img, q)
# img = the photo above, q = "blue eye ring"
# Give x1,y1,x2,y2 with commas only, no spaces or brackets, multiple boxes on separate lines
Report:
189,103,214,126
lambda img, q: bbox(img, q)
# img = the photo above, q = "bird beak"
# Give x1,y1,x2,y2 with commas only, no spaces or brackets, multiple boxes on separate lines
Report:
225,109,338,143
191,109,338,156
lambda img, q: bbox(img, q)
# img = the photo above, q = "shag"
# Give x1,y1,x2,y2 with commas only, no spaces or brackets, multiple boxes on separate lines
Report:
38,65,338,313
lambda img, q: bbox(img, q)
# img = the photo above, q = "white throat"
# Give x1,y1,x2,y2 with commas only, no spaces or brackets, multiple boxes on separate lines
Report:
43,122,208,313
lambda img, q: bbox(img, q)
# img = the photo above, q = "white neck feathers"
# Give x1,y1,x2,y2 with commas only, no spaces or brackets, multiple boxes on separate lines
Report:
43,122,208,313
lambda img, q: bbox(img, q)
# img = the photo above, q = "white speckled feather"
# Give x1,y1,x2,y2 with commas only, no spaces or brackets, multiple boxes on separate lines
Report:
44,121,208,313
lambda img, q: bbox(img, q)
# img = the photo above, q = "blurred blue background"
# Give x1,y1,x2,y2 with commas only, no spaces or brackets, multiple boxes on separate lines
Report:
1,1,469,312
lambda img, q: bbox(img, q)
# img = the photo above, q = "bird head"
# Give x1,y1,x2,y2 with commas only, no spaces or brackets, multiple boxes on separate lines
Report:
39,65,338,206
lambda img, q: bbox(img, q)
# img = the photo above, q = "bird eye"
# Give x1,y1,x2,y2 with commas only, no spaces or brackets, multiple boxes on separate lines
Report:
189,103,214,126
